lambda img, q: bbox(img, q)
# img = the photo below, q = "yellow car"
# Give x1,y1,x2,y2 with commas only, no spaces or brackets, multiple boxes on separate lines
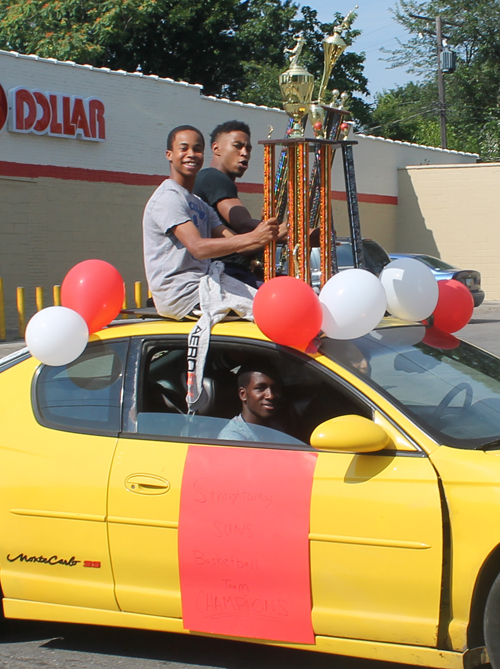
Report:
1,315,500,669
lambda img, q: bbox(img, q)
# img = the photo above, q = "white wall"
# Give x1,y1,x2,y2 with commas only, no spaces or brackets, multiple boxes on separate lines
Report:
0,49,476,196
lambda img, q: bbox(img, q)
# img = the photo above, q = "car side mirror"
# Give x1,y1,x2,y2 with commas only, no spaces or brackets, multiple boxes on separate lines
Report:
310,415,392,453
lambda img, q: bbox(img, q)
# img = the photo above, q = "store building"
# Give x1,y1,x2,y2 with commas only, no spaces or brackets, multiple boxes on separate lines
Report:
0,48,477,334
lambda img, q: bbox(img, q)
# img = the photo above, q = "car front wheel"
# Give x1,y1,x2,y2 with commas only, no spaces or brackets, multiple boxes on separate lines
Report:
484,572,500,668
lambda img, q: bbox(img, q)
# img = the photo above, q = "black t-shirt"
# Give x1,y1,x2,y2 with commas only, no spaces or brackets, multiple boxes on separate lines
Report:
193,167,250,268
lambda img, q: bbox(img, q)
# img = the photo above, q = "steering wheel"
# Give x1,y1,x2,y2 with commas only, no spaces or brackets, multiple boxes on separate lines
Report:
432,382,473,420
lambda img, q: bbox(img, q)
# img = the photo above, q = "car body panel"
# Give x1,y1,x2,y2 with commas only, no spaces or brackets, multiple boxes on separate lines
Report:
107,436,188,618
310,450,443,646
0,357,118,610
429,446,500,649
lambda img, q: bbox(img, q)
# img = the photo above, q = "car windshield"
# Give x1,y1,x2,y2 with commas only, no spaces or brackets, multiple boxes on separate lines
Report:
320,326,500,450
335,240,390,270
416,255,457,271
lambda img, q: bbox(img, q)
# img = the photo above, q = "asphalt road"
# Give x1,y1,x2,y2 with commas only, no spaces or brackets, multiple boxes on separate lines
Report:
1,304,500,667
0,619,422,669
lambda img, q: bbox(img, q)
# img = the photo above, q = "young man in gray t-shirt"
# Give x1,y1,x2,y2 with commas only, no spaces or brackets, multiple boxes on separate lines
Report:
142,125,278,319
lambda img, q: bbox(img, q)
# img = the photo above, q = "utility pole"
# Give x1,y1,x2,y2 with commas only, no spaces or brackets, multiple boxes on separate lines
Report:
410,13,454,149
435,16,447,149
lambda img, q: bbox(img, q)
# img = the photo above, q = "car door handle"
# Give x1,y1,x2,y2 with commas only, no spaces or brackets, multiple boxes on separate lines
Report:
125,474,171,495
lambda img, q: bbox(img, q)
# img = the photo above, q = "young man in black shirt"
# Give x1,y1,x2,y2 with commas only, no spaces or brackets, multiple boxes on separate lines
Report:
193,120,282,287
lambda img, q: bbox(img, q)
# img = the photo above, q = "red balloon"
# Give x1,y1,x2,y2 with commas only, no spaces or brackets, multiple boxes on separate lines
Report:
61,260,125,333
253,276,323,350
432,279,474,334
423,326,460,350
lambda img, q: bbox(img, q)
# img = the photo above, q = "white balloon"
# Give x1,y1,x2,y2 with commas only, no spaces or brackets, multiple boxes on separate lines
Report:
26,306,89,366
380,258,438,321
319,269,387,340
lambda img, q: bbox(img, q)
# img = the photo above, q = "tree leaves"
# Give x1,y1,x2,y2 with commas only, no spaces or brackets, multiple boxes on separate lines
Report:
366,0,500,160
0,0,369,123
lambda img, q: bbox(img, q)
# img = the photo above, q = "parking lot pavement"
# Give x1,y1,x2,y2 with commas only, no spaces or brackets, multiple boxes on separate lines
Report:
457,301,500,356
2,302,500,361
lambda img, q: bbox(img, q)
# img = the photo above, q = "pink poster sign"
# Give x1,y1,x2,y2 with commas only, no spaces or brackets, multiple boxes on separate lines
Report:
178,445,317,644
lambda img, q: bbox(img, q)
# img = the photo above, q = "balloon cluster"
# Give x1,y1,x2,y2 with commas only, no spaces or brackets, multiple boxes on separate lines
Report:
26,260,125,366
254,258,474,350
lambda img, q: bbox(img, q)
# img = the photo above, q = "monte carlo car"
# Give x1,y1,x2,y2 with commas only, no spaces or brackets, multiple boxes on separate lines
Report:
2,314,500,669
389,253,485,308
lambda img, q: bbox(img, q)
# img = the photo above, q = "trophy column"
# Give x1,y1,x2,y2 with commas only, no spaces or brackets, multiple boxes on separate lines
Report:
261,137,359,287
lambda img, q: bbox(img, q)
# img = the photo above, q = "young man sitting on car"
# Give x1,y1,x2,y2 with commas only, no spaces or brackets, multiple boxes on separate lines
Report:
142,124,279,320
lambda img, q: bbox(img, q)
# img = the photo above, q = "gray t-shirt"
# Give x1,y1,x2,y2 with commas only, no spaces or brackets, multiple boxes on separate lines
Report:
217,414,303,444
143,179,221,319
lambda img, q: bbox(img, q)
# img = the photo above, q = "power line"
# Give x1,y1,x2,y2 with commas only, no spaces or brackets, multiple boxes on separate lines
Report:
366,106,438,132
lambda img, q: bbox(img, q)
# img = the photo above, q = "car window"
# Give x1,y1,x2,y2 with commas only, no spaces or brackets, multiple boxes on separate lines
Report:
364,240,390,272
335,243,355,268
35,340,128,435
417,255,457,271
321,327,500,450
132,339,371,447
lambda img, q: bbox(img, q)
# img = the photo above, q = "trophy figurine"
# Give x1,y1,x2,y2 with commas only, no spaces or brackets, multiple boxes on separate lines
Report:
279,35,314,138
310,7,358,139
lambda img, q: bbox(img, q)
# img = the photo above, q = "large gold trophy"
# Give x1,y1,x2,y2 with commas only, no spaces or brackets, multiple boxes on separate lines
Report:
261,7,363,285
279,35,315,138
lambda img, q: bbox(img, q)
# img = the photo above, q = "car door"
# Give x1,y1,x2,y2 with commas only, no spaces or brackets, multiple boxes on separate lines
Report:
0,339,127,612
107,338,189,619
309,410,444,648
107,336,443,647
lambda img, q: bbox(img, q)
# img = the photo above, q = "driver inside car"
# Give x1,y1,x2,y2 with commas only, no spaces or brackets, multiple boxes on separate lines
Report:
217,362,292,441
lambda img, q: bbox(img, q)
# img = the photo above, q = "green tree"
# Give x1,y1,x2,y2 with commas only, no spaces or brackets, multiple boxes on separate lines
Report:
0,0,370,124
366,0,500,159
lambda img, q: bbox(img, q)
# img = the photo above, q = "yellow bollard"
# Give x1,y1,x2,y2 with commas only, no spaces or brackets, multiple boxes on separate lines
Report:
134,281,142,308
148,288,152,299
36,286,44,312
0,278,6,341
122,283,128,319
17,287,25,338
53,285,61,306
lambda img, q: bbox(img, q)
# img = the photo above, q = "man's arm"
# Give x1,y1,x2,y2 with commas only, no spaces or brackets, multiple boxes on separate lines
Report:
216,198,259,233
173,218,278,260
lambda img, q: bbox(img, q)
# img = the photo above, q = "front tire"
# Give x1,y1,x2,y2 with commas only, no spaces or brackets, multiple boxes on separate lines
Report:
484,572,500,668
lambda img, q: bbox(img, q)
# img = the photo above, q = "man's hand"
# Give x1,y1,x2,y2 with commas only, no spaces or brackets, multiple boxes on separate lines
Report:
277,220,288,243
250,217,279,246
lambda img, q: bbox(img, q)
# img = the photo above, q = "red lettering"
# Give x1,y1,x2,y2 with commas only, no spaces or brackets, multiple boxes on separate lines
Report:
7,87,104,141
15,88,37,131
0,84,7,132
33,91,51,133
70,97,91,139
49,94,63,134
62,95,76,136
88,98,105,140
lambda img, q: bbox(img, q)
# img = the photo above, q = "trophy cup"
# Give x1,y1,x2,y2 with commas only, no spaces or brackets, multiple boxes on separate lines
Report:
279,35,315,138
261,7,364,285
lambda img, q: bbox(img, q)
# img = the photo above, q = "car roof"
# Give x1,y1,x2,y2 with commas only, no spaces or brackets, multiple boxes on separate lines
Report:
97,313,414,345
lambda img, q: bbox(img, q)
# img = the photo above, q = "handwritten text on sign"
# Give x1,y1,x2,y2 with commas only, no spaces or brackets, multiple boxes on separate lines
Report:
179,445,317,643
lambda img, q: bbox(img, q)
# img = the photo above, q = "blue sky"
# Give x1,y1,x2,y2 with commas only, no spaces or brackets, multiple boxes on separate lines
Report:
303,0,419,100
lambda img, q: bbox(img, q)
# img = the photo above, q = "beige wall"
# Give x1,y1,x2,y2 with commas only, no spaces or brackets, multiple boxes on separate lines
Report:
332,200,397,252
1,181,397,335
242,194,398,251
0,175,156,335
398,163,500,300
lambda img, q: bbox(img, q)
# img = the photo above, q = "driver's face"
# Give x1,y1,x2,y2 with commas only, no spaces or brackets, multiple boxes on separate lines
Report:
240,372,281,424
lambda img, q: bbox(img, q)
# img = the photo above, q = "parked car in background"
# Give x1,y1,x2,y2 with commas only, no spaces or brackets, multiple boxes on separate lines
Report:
309,237,391,289
389,253,485,307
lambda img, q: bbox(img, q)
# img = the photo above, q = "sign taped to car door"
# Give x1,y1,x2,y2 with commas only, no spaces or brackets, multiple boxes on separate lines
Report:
179,445,317,643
